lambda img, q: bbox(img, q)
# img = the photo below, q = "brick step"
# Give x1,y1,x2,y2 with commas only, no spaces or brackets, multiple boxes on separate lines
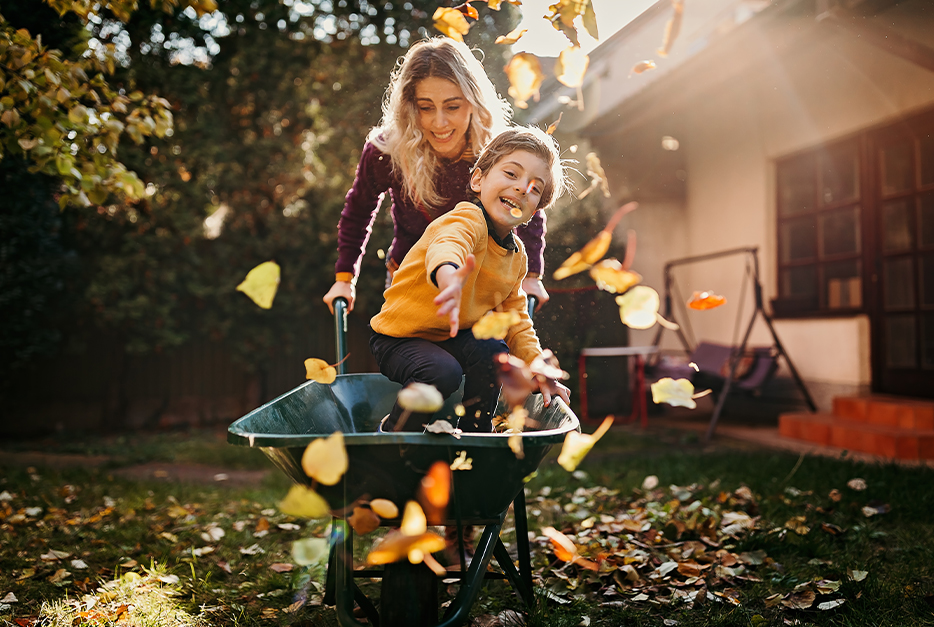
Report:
778,412,934,460
831,395,934,430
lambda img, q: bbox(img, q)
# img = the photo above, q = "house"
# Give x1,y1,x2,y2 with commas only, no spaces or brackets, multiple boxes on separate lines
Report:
526,0,934,412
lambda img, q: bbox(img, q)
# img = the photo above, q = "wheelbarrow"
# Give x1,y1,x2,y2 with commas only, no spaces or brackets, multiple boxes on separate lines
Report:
227,297,580,627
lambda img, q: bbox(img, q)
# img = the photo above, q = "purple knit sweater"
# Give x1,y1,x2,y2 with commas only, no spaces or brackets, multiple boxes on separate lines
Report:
335,141,546,279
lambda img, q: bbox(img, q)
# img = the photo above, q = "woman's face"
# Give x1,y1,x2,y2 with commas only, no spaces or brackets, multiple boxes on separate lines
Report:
414,76,474,160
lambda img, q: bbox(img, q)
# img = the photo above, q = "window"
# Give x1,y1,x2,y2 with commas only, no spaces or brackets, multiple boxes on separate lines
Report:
775,140,862,314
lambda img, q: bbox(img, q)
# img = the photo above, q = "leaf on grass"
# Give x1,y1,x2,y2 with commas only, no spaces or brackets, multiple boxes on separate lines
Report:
617,285,664,330
658,0,684,56
495,26,528,45
816,580,841,594
495,353,535,408
847,478,867,491
828,488,842,502
236,261,280,309
292,537,329,566
862,502,890,517
557,416,613,472
40,549,71,561
781,590,815,609
400,501,427,536
369,498,399,519
720,511,755,536
348,507,381,535
269,563,294,573
687,291,727,310
366,530,446,566
630,60,657,77
397,383,444,413
433,7,471,42
650,377,697,409
450,450,473,471
304,358,337,384
2,593,18,603
301,431,348,486
848,569,868,582
278,485,330,519
817,598,845,610
504,53,544,109
641,475,659,490
48,568,71,583
555,46,589,88
472,310,521,340
784,516,810,535
590,259,642,294
541,526,598,570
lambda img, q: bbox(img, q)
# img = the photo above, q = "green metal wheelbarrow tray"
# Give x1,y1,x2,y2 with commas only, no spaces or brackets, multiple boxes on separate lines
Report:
227,298,580,627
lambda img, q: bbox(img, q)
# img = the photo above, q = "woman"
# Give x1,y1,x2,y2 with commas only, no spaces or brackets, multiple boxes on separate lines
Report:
323,37,549,313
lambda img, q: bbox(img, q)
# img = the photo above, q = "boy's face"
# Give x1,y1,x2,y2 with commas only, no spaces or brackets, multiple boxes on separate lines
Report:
470,150,550,239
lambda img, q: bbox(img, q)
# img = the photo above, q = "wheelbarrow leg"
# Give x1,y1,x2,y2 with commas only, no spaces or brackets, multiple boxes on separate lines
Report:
328,520,374,627
437,522,501,627
511,491,535,603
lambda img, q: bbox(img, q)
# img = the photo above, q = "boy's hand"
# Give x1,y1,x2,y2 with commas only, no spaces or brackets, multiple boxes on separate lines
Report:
536,378,571,408
434,254,476,337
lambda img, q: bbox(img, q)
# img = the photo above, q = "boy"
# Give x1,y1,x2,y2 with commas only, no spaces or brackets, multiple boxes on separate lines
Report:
369,127,570,432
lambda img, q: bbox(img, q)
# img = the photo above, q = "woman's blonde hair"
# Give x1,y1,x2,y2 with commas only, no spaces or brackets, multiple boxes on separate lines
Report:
368,38,511,210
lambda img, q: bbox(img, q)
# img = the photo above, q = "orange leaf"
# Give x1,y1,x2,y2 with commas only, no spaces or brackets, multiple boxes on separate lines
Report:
370,498,399,519
555,46,589,88
456,2,479,20
366,530,446,565
495,27,528,45
687,291,727,310
541,526,599,570
545,112,563,135
658,0,684,57
630,60,657,77
504,53,544,109
304,357,337,384
577,151,610,199
348,507,380,535
433,7,471,42
420,461,451,509
589,259,642,294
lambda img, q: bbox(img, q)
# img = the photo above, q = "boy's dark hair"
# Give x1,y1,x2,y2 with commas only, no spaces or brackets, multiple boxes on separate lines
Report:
468,126,568,210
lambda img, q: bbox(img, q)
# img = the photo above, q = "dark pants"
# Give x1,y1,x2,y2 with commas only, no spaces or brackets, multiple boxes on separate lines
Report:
370,329,509,433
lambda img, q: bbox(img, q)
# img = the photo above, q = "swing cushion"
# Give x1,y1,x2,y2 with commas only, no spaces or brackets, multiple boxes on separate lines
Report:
649,342,778,392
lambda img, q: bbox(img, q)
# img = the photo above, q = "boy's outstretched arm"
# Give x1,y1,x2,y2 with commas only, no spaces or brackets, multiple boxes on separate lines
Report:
433,254,476,337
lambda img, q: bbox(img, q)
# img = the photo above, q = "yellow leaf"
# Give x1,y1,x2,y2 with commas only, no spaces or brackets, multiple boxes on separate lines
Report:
630,60,657,76
504,53,544,109
400,501,427,536
553,231,610,280
546,112,563,135
236,261,280,309
687,291,727,310
577,152,610,199
369,498,399,519
304,358,337,384
507,407,527,459
650,377,696,409
541,526,599,570
472,310,521,340
301,431,348,486
658,0,684,57
366,530,446,565
557,416,613,472
278,485,330,519
555,46,589,88
495,27,528,45
590,259,641,294
450,450,473,471
616,285,661,329
397,382,444,413
433,7,471,42
348,507,380,535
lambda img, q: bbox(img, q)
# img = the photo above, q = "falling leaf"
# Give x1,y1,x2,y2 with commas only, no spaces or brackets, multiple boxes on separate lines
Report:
555,46,589,88
495,353,535,408
420,461,451,510
504,53,544,109
366,530,446,566
781,590,815,609
617,285,667,329
553,202,638,280
292,537,329,566
369,498,399,519
546,112,563,135
848,569,868,582
630,60,657,77
495,26,528,45
541,526,599,570
817,598,846,610
658,0,684,56
425,420,461,437
348,507,381,535
544,0,597,45
577,152,611,200
304,358,337,384
456,2,479,19
472,310,521,340
847,478,867,491
269,563,294,573
450,450,473,471
557,416,614,471
530,349,568,383
507,407,528,459
278,485,330,519
687,291,727,310
400,501,427,536
642,475,659,490
432,7,471,42
590,260,642,294
301,431,348,486
397,383,444,413
650,377,696,409
236,261,280,309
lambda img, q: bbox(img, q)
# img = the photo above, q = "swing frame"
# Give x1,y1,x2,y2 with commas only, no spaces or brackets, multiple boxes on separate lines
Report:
651,246,817,440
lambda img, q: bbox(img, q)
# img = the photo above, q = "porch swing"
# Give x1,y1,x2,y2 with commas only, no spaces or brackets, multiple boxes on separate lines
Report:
649,246,817,440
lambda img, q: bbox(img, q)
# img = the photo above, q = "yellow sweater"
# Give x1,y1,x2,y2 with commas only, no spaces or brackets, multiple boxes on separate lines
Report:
371,202,542,365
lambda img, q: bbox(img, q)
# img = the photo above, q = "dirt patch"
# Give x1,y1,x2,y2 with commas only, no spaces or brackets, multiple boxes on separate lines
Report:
111,461,270,486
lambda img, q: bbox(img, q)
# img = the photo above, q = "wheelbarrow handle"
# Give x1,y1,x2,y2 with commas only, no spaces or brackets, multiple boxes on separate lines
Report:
333,296,349,375
527,295,537,321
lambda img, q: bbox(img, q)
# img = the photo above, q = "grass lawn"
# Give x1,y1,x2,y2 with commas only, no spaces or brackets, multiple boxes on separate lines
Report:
1,425,932,626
